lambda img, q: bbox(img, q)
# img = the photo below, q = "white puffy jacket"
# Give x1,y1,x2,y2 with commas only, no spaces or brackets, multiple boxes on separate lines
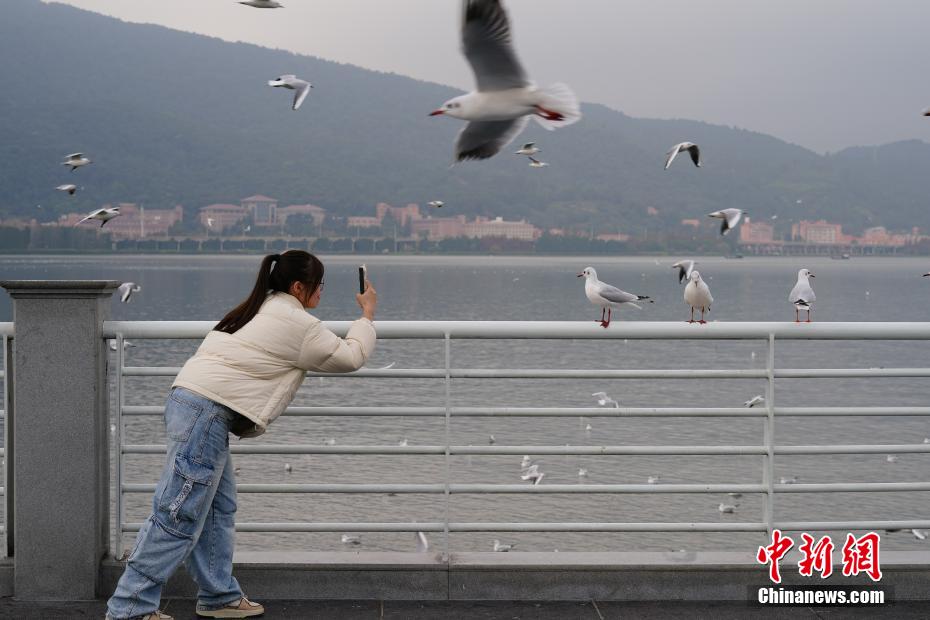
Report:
172,292,376,437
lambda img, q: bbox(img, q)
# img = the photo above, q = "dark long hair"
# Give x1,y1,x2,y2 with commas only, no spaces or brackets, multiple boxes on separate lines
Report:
214,250,324,334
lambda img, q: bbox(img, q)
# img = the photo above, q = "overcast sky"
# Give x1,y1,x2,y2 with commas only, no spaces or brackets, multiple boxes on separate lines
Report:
47,0,929,153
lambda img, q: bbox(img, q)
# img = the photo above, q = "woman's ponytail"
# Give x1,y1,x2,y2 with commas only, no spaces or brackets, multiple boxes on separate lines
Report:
214,250,323,334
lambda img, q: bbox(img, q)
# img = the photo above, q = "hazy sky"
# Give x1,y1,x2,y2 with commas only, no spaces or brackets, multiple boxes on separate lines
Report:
47,0,930,153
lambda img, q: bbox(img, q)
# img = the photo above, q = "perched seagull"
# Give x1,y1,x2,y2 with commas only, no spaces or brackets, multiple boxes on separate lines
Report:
664,142,702,170
527,156,549,168
118,282,142,303
76,206,120,228
268,74,312,110
788,268,816,323
239,0,283,7
744,395,765,408
430,0,581,162
592,392,620,408
707,209,746,235
416,532,430,553
341,534,361,545
514,142,540,156
62,152,91,171
718,503,738,514
684,270,713,324
578,267,652,328
493,539,514,552
56,184,79,195
427,200,444,209
671,260,697,284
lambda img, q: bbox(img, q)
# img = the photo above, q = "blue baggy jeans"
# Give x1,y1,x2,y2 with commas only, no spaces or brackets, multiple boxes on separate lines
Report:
106,387,244,619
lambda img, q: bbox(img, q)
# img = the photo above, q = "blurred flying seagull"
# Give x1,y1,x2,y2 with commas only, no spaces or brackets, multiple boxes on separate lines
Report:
684,270,713,324
341,534,361,545
323,438,336,446
923,272,930,277
578,467,588,477
284,463,292,473
76,206,120,228
707,209,746,235
62,152,91,171
913,529,927,540
664,142,701,169
493,539,514,552
578,266,652,329
591,392,619,408
671,260,696,284
108,340,136,352
428,200,444,209
56,184,79,195
647,475,660,484
887,455,898,463
239,0,283,7
514,142,540,156
527,156,549,168
416,532,429,552
789,269,816,323
923,109,930,117
118,282,141,303
718,503,738,514
268,74,312,110
779,476,797,484
744,395,765,408
429,0,581,162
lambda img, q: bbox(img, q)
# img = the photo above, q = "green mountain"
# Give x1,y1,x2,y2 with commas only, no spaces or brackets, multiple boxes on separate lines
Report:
1,0,928,236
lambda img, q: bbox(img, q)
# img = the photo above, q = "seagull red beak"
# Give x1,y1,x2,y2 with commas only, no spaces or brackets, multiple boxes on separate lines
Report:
429,109,444,116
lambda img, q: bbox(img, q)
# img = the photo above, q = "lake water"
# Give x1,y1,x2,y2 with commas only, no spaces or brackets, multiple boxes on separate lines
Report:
1,254,929,555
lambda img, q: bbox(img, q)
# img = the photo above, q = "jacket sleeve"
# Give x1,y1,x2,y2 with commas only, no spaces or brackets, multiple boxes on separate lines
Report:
296,317,376,373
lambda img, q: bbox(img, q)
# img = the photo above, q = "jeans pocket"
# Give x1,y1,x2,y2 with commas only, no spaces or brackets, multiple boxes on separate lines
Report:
165,390,204,442
157,455,214,536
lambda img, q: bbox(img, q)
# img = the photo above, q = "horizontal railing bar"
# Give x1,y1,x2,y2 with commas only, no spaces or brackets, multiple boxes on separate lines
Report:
122,521,767,533
775,369,930,378
119,405,930,418
776,520,930,531
773,482,930,493
121,444,930,456
121,483,767,494
122,444,769,456
103,320,930,340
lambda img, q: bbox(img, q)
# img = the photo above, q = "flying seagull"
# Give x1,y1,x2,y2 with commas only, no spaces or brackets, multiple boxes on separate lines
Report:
430,0,581,162
671,260,696,284
664,142,701,170
923,109,930,117
118,282,142,303
62,153,91,172
684,270,713,324
708,208,746,235
718,503,738,514
528,156,548,168
341,534,361,545
416,532,429,553
592,392,619,408
268,75,312,110
744,395,765,408
789,269,816,323
428,200,444,209
239,0,283,7
578,266,652,328
514,142,540,156
493,539,515,552
76,207,120,228
56,184,79,195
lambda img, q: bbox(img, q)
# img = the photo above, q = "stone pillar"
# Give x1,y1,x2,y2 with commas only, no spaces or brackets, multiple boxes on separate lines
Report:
0,281,120,600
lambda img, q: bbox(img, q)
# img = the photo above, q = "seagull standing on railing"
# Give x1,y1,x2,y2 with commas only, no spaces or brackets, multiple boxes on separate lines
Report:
578,267,652,328
684,270,713,324
429,0,581,162
789,269,816,323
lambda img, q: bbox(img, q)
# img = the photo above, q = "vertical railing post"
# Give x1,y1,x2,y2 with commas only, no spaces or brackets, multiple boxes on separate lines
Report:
442,333,451,563
2,334,12,558
0,280,120,600
114,333,125,560
763,333,776,536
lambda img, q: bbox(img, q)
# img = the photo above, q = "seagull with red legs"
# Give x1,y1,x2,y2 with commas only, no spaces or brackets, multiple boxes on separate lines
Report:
788,268,816,323
578,267,652,328
684,270,713,324
429,0,581,162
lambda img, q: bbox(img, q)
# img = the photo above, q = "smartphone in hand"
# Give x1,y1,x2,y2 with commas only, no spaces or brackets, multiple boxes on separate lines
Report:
358,264,367,294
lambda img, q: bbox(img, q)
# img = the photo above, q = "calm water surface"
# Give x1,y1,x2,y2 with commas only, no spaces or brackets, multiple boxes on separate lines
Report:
1,254,929,555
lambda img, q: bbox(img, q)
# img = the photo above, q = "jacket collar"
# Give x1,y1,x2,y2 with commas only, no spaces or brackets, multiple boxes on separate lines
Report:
269,291,306,310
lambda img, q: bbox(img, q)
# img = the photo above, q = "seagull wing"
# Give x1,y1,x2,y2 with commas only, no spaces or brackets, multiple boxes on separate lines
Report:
687,144,702,166
76,209,103,225
789,280,815,304
598,284,640,304
724,209,743,232
66,153,83,159
455,116,529,161
461,0,530,92
292,83,311,110
664,143,682,170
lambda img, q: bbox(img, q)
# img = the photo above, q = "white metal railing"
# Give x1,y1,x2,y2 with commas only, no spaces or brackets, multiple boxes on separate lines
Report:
1,323,11,556
103,320,930,559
